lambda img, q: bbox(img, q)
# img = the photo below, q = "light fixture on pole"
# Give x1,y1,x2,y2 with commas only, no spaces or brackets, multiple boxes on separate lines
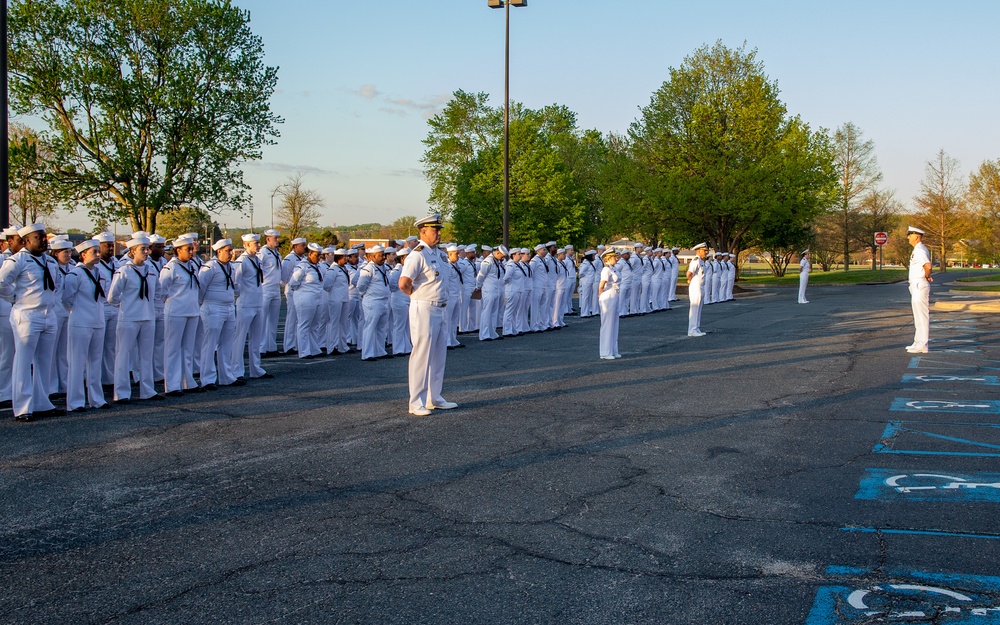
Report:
488,0,526,249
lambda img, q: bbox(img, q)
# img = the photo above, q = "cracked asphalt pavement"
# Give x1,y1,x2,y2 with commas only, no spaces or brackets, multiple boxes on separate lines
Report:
2,273,998,624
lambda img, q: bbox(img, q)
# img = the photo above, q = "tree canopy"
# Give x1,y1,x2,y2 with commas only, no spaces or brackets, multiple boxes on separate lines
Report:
8,0,282,232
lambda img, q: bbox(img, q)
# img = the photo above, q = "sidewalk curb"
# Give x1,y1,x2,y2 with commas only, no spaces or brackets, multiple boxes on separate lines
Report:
934,299,1000,313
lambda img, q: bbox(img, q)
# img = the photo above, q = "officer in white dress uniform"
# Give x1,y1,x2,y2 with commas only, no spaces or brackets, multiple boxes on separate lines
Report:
389,247,412,355
528,244,549,332
289,242,333,359
906,227,933,353
598,248,621,360
231,233,270,381
325,248,352,355
63,240,110,412
356,244,391,361
160,235,202,396
108,235,163,402
259,229,283,356
280,237,307,353
0,224,63,420
476,245,507,340
798,249,811,304
198,239,241,388
687,243,708,337
399,214,458,416
49,237,75,395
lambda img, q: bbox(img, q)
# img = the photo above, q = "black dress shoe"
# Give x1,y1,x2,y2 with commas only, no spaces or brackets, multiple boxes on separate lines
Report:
203,383,218,391
186,386,206,393
231,378,247,386
70,407,87,413
252,373,274,379
148,394,166,401
166,390,185,398
284,349,298,356
115,398,131,405
45,408,67,417
455,343,466,349
361,357,377,362
447,345,455,350
14,413,34,422
378,354,394,359
96,403,111,410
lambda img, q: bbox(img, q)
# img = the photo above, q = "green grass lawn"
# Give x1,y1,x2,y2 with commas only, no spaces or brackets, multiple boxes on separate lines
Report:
952,284,1000,292
739,268,907,286
956,273,1000,283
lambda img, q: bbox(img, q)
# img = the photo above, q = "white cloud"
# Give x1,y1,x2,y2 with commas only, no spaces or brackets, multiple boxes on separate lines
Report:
356,84,380,100
244,162,336,176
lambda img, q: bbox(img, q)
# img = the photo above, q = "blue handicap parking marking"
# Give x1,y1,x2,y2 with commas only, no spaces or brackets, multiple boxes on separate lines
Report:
807,567,1000,624
855,468,1000,502
901,374,1000,386
874,421,1000,458
908,357,1000,371
891,398,1000,414
939,349,984,354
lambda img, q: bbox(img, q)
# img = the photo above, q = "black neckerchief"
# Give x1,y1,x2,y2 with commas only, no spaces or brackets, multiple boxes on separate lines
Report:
525,262,532,277
130,265,150,300
515,262,526,277
267,247,281,264
338,264,349,280
373,263,387,286
451,262,463,284
310,262,323,282
58,264,71,276
28,254,55,291
176,259,200,288
81,266,105,301
246,255,263,286
219,262,235,290
99,258,115,277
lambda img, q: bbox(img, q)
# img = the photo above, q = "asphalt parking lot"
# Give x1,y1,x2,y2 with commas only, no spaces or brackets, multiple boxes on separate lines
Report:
2,273,999,624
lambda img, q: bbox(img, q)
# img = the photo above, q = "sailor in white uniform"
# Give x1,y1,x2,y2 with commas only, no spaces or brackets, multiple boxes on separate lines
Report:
563,245,577,315
798,249,810,304
687,243,708,337
528,244,549,332
63,240,110,412
108,235,163,402
578,249,598,318
551,248,568,328
617,248,633,317
49,237,75,395
399,214,458,416
0,223,63,420
281,237,307,353
92,232,120,385
160,235,202,396
906,228,933,353
0,227,20,407
356,244,391,360
325,248,351,355
445,244,465,348
668,247,680,301
231,233,270,381
703,250,716,305
502,247,525,337
713,252,726,304
289,242,333,359
476,245,507,341
598,248,621,360
259,229,283,357
198,239,240,388
388,247,412,355
726,253,738,301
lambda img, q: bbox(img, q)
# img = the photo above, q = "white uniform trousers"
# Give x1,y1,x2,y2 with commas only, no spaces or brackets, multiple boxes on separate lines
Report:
726,272,736,301
360,297,389,359
333,300,352,353
391,299,411,355
650,280,663,312
200,304,237,385
551,287,567,327
459,288,475,332
669,271,679,301
232,304,265,379
10,309,57,416
408,301,448,411
447,293,462,346
101,309,117,384
640,278,651,313
688,284,704,335
292,295,321,358
115,319,156,400
283,290,298,352
352,297,365,346
325,300,349,354
313,297,329,351
714,274,724,304
798,272,809,303
344,299,358,346
530,289,547,332
579,281,594,317
164,316,199,392
599,290,620,358
631,278,643,314
0,306,14,401
478,291,501,340
910,282,930,348
517,290,531,333
467,297,480,332
262,295,280,353
618,283,631,316
502,291,521,336
66,325,107,410
193,316,204,375
153,315,165,382
50,316,70,394
494,292,504,329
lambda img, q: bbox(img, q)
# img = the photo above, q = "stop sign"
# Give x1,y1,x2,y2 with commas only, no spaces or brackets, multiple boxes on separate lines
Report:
874,231,888,246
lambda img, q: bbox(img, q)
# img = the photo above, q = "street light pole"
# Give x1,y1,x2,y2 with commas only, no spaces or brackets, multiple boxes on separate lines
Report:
2,0,9,230
489,0,526,249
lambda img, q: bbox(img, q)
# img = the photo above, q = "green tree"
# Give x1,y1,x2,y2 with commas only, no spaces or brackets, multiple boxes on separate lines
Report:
832,122,882,270
8,0,282,233
966,159,1000,265
156,204,217,240
913,149,968,272
629,42,836,259
7,122,63,226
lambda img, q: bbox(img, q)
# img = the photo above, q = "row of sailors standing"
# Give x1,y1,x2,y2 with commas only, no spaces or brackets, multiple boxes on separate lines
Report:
602,243,683,318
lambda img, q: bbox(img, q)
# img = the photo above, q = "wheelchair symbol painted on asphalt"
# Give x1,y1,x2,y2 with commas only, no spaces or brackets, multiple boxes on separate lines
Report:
856,469,1000,501
885,473,1000,493
892,398,1000,414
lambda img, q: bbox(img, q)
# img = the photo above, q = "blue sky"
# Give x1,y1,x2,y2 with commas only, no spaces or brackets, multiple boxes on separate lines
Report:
55,0,1000,233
